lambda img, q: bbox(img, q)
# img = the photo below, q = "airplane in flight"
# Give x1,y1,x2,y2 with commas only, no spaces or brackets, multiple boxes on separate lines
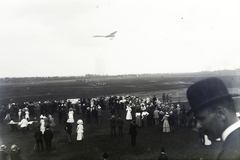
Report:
93,31,117,38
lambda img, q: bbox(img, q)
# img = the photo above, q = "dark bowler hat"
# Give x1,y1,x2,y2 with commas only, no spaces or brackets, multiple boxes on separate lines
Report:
186,77,239,116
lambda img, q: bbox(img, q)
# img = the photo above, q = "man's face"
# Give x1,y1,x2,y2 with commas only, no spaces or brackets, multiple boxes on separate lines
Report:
194,107,223,141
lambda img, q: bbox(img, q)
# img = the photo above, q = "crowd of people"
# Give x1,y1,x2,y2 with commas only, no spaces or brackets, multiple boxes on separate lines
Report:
0,93,181,159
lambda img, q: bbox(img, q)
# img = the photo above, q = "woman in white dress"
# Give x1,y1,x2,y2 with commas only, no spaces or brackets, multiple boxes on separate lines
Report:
18,109,22,120
161,113,170,133
25,109,30,120
68,108,74,123
126,105,132,120
40,115,45,134
76,119,84,141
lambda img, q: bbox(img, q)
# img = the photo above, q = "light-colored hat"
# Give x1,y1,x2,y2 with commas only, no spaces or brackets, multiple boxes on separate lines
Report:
11,144,17,151
0,145,6,151
69,108,73,111
40,115,44,119
98,106,101,109
77,119,83,125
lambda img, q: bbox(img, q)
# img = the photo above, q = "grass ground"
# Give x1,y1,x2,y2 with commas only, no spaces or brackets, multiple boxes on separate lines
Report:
1,73,239,159
0,109,222,160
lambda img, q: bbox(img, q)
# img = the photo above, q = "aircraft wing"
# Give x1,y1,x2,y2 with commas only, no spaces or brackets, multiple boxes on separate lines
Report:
107,31,117,37
93,35,106,37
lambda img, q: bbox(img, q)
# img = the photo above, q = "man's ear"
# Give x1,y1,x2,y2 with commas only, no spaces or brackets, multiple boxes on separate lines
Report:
217,106,227,122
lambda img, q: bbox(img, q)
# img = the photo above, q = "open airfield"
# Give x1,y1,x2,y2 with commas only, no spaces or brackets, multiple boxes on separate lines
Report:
0,71,240,160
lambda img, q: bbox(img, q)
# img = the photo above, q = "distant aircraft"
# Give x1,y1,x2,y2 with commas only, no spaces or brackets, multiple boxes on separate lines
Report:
93,31,117,38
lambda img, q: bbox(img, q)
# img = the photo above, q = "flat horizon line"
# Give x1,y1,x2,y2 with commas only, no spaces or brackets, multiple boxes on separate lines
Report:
1,69,239,79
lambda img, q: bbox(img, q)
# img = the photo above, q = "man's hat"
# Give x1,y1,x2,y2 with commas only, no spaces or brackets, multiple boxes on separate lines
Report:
11,144,17,151
0,145,6,151
186,77,239,116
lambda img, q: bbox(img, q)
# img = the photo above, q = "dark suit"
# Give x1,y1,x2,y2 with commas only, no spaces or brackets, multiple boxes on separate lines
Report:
129,122,138,146
217,128,240,160
34,129,44,152
43,129,53,151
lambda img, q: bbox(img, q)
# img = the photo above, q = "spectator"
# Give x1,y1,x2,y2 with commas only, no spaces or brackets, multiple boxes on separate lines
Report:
117,115,124,136
129,120,138,146
65,119,73,143
10,144,22,160
158,147,169,160
186,77,240,160
49,115,56,131
0,145,8,160
97,106,103,123
18,116,28,134
109,115,116,136
76,119,84,141
43,125,53,151
68,108,74,123
34,126,44,152
161,113,170,133
58,109,63,124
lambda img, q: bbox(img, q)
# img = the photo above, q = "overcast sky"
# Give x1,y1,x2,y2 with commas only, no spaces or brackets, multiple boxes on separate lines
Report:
0,0,239,77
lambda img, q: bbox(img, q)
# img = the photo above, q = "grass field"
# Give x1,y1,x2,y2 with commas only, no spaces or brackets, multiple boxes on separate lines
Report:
0,72,240,160
0,109,222,160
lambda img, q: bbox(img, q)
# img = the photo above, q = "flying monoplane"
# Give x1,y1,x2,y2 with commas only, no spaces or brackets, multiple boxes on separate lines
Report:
93,31,117,38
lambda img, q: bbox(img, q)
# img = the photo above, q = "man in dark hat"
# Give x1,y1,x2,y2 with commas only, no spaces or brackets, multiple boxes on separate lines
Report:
129,120,138,146
43,125,53,151
187,77,240,160
34,126,44,152
0,145,8,160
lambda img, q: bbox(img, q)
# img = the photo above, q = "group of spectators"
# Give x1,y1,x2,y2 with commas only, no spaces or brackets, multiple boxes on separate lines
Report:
0,93,182,160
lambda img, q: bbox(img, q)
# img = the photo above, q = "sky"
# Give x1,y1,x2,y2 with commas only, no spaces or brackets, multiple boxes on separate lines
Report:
0,0,239,77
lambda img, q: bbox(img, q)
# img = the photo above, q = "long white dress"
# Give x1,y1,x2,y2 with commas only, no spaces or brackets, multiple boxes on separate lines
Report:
77,124,84,141
40,119,45,134
126,107,132,120
25,111,30,120
162,115,170,133
68,111,74,123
